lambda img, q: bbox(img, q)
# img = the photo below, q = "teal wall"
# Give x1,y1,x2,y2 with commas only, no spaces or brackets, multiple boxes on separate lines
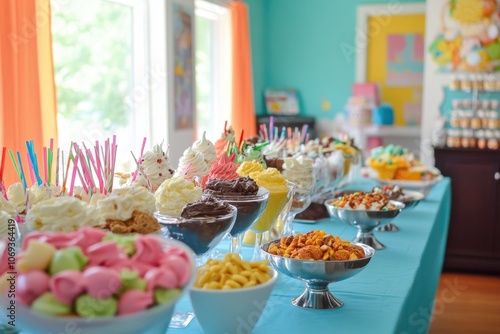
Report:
246,0,425,119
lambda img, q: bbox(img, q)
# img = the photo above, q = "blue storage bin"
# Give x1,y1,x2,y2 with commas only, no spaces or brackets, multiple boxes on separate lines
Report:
373,104,394,125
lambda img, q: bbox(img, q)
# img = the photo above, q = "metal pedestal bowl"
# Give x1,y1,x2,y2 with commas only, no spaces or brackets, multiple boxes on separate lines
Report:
261,241,375,309
324,200,405,249
376,190,424,232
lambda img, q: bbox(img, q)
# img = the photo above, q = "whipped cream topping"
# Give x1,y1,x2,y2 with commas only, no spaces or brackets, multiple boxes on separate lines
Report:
192,131,217,167
7,182,28,214
154,176,202,216
26,196,101,232
262,140,287,159
283,156,315,193
134,143,174,191
97,185,156,221
0,193,17,218
175,147,209,180
30,184,62,207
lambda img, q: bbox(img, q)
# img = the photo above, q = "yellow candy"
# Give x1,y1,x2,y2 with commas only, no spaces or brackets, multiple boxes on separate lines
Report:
18,240,56,273
194,254,270,289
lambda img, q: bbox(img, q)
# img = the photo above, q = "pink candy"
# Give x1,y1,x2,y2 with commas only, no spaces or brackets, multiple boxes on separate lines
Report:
144,268,179,290
83,267,121,299
68,227,107,251
17,270,50,306
1,228,194,317
118,290,154,315
132,236,164,266
159,254,192,286
86,241,127,267
49,270,85,304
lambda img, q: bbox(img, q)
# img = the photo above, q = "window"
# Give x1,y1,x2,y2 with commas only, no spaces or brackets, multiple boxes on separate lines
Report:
195,0,232,141
51,0,149,172
51,0,231,175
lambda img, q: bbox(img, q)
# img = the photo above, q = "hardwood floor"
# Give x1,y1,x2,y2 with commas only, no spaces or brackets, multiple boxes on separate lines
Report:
429,272,500,334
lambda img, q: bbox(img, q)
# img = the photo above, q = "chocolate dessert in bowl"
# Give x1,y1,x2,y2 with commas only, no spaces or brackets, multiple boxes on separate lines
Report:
203,177,269,255
155,195,237,265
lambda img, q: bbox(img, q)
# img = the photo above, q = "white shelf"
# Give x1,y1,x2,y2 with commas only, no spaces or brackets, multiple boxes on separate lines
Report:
345,124,421,137
342,124,421,152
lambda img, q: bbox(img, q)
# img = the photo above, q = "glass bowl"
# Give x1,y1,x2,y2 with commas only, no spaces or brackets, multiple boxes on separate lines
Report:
155,204,237,259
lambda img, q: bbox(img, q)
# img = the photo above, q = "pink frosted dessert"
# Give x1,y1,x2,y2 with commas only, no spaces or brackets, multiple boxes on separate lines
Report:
0,227,193,318
201,154,239,187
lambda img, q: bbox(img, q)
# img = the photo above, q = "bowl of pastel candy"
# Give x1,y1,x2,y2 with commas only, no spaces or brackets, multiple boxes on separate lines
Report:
0,227,194,334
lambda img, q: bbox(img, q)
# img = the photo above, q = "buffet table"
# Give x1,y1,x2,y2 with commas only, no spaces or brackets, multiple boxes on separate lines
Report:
170,177,451,334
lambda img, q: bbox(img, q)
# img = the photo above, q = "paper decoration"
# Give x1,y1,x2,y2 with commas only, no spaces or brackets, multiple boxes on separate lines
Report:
428,0,500,72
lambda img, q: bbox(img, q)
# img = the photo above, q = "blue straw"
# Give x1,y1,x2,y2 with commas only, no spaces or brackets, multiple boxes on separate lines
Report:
16,151,28,189
26,140,43,185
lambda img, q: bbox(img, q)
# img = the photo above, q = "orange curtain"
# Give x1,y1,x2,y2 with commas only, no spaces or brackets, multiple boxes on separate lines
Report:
0,0,58,187
230,0,256,138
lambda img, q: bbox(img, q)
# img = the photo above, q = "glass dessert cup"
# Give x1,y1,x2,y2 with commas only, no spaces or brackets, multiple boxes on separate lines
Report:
155,205,237,265
281,185,314,236
208,188,270,255
312,155,345,204
324,200,405,250
376,190,424,232
250,182,295,261
261,240,375,309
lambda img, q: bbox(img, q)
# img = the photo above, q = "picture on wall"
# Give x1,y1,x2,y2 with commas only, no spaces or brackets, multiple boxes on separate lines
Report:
364,12,426,126
173,3,194,130
386,33,424,87
428,0,500,72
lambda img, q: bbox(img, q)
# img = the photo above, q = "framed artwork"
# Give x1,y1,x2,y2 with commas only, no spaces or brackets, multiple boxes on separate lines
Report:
171,1,194,130
264,88,300,115
356,3,426,126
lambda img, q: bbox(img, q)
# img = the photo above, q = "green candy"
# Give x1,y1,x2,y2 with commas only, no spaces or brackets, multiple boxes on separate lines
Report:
119,270,147,293
49,246,88,275
486,43,500,60
370,146,384,158
154,288,182,304
31,292,72,316
103,234,137,256
75,294,117,317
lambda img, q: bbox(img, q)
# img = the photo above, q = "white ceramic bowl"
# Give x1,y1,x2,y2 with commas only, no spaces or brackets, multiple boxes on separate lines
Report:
189,267,278,334
2,238,196,334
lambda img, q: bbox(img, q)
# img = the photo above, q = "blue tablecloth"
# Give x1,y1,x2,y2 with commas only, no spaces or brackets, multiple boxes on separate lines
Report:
170,177,451,334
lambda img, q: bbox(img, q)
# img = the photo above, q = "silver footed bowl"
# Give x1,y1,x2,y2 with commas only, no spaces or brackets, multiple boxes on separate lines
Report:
261,240,375,309
377,190,424,232
324,200,405,250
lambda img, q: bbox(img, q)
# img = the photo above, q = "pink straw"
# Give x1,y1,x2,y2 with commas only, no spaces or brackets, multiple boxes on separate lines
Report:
43,147,48,184
131,137,147,182
87,149,103,193
69,155,79,196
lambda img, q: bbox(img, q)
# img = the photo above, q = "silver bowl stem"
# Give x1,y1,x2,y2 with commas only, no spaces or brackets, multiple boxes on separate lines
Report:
292,282,343,309
353,230,386,249
376,223,400,232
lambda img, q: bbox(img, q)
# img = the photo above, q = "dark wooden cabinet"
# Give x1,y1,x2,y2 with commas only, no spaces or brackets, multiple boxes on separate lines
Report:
434,147,500,274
